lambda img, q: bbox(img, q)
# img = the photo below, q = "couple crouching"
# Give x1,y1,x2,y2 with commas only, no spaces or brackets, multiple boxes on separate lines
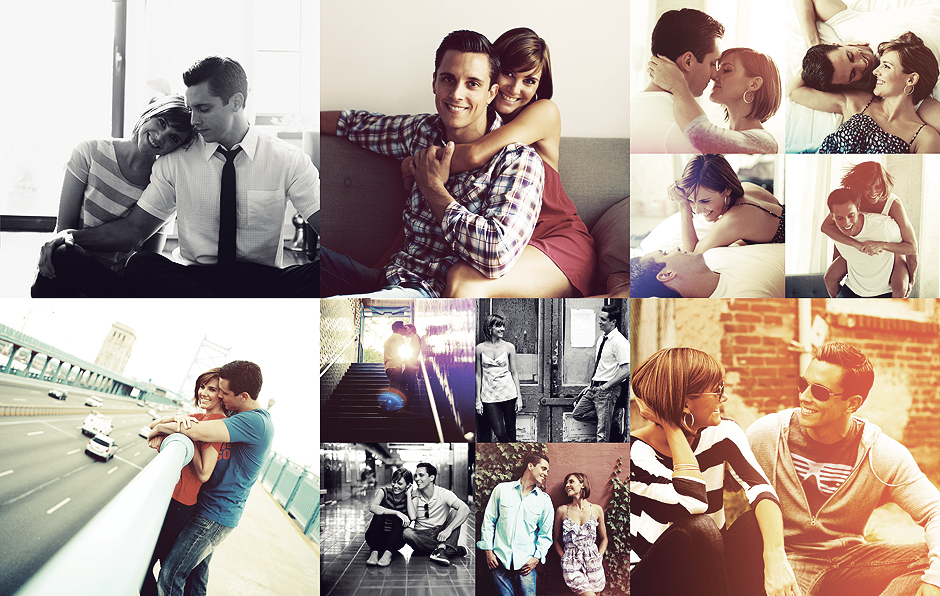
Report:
478,453,608,596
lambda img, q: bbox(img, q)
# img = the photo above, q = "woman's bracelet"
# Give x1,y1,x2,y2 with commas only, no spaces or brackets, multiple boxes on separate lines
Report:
672,464,700,472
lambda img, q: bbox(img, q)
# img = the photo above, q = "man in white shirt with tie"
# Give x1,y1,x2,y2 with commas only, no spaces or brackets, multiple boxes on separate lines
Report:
39,56,320,297
572,304,630,442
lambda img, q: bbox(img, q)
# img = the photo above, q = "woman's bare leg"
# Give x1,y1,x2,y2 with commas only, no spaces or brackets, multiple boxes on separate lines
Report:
889,253,911,298
824,256,848,298
444,246,577,298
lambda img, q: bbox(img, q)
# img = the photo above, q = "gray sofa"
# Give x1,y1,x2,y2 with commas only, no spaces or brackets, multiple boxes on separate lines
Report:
320,135,630,296
786,274,829,298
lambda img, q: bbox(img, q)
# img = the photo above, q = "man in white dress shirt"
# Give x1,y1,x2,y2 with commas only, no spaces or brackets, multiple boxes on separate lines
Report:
39,56,320,297
631,8,724,153
572,304,629,442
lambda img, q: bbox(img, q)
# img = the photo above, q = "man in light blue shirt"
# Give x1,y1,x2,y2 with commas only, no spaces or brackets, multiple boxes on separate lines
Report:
477,453,554,596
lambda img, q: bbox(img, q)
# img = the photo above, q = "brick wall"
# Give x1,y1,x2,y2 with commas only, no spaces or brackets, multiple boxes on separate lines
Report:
715,299,800,424
808,301,940,474
319,298,360,402
633,298,940,472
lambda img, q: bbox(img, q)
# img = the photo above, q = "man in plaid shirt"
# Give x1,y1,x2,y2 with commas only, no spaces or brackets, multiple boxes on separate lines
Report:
320,30,544,298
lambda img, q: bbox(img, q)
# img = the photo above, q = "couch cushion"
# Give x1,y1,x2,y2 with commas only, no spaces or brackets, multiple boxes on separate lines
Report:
558,137,629,230
320,135,630,275
590,197,630,295
320,136,407,267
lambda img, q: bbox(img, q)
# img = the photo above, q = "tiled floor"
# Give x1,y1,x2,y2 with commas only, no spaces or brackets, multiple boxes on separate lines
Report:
322,493,475,596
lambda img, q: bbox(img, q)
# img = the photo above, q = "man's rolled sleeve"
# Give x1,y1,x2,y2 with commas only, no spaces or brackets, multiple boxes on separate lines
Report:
287,156,320,220
476,484,501,552
440,146,543,278
136,155,179,221
337,110,429,160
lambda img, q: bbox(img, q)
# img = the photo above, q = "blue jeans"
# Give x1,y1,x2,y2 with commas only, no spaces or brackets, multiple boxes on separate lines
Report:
492,564,537,596
572,385,619,442
320,247,433,298
141,500,206,596
792,542,929,596
157,514,233,596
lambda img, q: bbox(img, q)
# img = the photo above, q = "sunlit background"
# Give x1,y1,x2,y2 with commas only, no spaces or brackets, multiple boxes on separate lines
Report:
0,299,318,467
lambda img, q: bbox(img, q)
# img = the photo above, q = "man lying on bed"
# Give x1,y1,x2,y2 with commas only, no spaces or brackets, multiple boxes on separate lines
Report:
795,0,940,127
630,244,784,298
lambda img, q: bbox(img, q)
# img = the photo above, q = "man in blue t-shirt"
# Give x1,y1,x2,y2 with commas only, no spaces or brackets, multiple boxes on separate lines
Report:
148,360,274,596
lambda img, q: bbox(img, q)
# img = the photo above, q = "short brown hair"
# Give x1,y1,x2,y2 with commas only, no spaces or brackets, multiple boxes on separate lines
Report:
814,342,874,404
494,27,553,101
675,155,744,205
631,347,724,428
718,48,781,123
878,32,939,104
521,452,549,474
564,472,591,499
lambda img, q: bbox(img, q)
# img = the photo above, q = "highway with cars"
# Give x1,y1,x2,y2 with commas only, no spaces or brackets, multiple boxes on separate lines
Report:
0,382,173,595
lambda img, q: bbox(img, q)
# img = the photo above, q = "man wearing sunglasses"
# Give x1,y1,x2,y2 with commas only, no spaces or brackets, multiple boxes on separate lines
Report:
747,342,940,596
404,462,471,566
478,452,553,596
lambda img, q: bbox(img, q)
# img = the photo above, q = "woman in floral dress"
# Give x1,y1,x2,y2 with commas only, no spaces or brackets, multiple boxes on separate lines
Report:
554,472,607,596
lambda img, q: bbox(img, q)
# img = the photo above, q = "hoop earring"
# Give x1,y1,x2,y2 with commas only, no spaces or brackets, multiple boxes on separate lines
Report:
683,411,695,429
904,84,915,96
743,90,753,104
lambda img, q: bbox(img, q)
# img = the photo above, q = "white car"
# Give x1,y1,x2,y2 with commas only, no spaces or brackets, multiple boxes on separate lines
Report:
139,425,153,439
84,396,103,407
148,409,158,420
85,434,118,461
82,413,113,437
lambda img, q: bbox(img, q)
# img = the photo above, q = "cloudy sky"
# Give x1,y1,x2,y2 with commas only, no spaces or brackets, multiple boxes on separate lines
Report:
1,299,318,468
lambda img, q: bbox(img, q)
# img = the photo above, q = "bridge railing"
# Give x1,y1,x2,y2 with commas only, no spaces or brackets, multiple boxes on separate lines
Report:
260,451,319,546
14,434,194,596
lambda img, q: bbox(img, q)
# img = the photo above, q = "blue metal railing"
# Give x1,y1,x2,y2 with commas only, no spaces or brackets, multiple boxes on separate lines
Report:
260,451,319,545
14,434,194,596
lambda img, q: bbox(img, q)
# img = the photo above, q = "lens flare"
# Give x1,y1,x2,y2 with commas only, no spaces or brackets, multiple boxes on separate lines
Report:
378,388,406,412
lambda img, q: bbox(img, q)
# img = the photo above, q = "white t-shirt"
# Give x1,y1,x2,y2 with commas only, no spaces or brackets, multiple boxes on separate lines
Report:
832,212,902,296
827,5,940,100
704,244,785,298
630,91,697,153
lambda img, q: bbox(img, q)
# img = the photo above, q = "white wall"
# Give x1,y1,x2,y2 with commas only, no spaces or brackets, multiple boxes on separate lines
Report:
321,0,629,139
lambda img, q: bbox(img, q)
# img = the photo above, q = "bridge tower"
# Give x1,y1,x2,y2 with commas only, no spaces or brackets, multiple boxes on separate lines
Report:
177,336,231,398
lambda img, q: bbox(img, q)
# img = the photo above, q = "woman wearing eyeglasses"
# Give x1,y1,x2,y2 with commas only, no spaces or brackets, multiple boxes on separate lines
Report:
629,347,799,596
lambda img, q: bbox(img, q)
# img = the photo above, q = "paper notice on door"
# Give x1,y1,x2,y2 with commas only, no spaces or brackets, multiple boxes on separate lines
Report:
571,309,595,347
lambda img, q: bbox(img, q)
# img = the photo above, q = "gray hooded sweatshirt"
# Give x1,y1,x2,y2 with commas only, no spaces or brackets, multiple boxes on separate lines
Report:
746,409,940,590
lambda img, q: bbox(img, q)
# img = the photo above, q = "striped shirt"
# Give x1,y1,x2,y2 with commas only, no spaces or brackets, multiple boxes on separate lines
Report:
629,418,778,566
338,110,544,297
67,139,148,272
138,126,320,268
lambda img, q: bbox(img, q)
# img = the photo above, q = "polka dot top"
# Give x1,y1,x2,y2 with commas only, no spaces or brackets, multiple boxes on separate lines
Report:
819,96,925,154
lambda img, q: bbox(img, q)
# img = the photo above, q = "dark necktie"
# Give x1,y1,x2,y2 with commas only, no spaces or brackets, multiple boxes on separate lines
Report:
592,335,608,380
218,146,242,267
